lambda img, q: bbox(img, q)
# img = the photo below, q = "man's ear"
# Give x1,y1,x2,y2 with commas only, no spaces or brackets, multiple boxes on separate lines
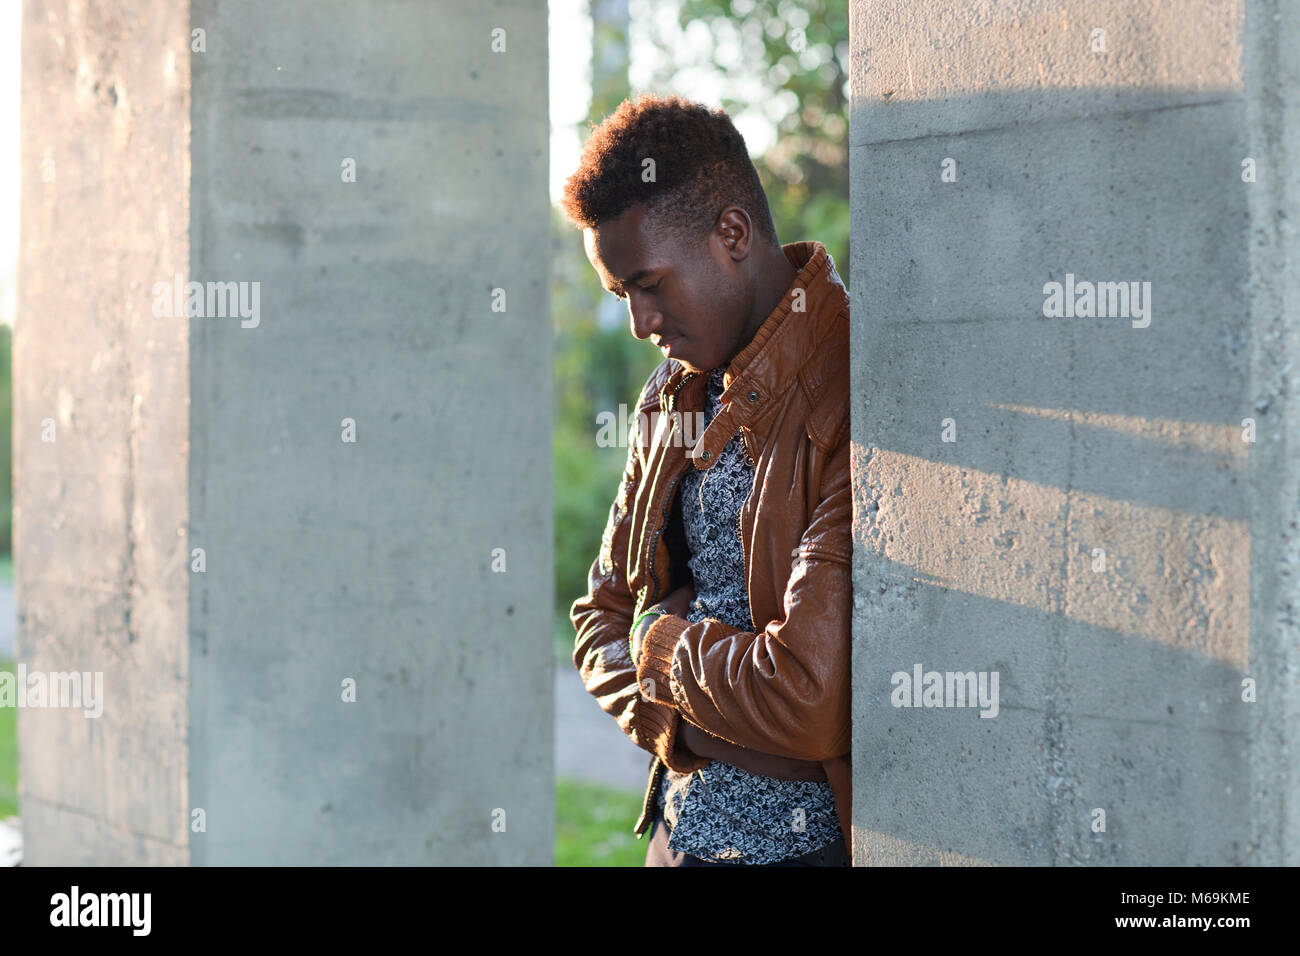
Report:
714,206,753,260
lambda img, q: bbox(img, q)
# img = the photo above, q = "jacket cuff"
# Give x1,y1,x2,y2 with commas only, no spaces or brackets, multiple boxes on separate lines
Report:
634,613,706,774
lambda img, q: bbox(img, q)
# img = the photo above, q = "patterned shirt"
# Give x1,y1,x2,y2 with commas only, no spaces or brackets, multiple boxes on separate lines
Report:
656,366,843,864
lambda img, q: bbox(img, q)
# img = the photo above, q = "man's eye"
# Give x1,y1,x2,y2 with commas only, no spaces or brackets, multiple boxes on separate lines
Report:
611,280,659,299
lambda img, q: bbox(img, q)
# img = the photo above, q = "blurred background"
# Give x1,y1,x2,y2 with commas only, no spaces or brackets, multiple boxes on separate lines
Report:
1,0,19,860
548,0,848,865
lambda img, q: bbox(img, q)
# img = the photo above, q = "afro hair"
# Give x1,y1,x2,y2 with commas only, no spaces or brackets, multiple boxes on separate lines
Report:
560,92,778,250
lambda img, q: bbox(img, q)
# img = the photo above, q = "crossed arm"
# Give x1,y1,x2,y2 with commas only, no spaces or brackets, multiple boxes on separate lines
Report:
570,395,852,772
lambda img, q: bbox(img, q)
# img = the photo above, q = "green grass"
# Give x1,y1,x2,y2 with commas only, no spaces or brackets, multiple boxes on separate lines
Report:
556,612,648,865
556,777,647,866
0,554,11,584
0,655,16,820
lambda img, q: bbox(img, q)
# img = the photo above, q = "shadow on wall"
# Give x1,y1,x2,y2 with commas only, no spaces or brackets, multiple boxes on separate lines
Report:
845,67,1282,865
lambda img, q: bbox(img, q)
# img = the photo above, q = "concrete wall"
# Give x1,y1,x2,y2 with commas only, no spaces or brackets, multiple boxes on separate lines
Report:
16,0,192,866
848,0,1299,865
17,0,552,865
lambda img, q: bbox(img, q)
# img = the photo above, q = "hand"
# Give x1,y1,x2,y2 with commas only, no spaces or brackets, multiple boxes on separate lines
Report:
631,582,696,663
655,581,696,619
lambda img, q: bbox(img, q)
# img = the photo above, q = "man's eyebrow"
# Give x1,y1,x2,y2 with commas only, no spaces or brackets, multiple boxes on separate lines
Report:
606,267,658,293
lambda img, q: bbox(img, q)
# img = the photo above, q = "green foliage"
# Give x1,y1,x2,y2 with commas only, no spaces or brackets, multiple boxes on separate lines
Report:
665,0,851,275
0,656,16,820
555,777,648,866
0,324,10,555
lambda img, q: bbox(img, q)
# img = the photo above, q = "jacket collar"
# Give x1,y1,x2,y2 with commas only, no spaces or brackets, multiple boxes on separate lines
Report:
660,240,848,469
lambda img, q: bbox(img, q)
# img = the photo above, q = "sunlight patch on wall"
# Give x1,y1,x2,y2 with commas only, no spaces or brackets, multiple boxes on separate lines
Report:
858,448,1250,672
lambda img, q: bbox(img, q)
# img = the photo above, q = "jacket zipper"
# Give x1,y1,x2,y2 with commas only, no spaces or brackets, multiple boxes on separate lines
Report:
737,423,757,630
636,757,666,838
737,473,756,631
635,370,697,838
645,370,698,605
739,425,756,465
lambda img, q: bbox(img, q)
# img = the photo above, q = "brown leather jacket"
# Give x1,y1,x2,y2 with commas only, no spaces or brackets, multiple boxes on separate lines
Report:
570,240,853,851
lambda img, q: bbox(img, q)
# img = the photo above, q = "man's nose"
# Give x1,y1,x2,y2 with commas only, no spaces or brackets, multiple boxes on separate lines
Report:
628,296,662,340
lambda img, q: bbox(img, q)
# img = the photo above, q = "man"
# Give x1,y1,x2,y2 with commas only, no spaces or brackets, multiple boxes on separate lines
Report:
563,93,853,867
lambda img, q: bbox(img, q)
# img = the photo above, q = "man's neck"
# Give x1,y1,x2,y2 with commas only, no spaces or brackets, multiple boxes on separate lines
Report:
729,244,800,366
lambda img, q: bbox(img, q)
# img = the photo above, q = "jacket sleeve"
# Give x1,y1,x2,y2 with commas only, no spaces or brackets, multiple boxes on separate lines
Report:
569,370,710,774
633,415,852,763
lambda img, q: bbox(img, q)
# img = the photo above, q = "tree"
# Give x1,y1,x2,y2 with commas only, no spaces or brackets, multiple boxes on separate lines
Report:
643,0,850,276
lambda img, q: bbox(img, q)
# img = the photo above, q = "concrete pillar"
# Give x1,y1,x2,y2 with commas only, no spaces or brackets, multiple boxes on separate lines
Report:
848,0,1298,864
16,0,551,864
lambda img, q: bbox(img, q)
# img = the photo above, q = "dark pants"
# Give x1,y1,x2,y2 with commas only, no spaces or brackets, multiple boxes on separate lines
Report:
643,810,851,867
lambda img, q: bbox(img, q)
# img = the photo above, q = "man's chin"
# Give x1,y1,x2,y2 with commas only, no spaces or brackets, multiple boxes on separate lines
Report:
665,342,715,373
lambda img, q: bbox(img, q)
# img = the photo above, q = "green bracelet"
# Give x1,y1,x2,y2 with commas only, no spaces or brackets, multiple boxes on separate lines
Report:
630,608,668,648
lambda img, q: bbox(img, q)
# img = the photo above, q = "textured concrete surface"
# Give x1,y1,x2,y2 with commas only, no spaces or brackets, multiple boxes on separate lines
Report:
185,0,552,866
848,0,1298,865
17,0,552,864
16,0,192,866
851,0,1245,146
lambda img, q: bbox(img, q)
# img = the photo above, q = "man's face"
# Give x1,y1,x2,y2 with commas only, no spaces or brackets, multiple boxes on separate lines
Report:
583,203,749,374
